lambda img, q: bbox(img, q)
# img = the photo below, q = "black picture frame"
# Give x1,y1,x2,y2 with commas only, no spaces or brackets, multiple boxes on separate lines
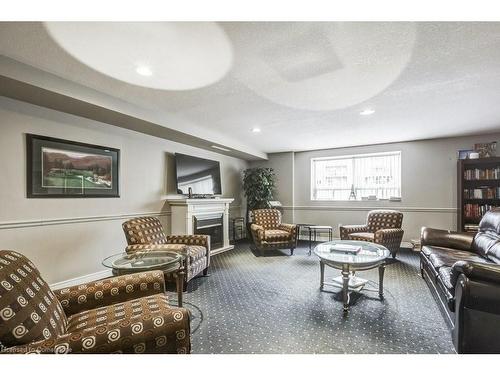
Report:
26,134,120,198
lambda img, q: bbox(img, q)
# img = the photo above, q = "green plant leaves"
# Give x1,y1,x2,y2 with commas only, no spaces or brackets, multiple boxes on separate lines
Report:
243,167,276,210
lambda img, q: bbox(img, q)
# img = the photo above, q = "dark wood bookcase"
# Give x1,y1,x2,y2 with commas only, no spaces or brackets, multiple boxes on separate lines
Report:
457,157,500,232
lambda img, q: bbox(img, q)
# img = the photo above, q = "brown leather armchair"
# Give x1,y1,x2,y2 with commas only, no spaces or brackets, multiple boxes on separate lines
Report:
250,209,297,255
122,216,210,290
340,210,404,258
0,250,190,354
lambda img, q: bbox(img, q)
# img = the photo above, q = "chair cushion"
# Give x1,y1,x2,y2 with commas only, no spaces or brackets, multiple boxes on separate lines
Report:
122,217,168,245
66,294,169,332
0,250,68,348
263,229,291,242
347,232,375,241
422,246,488,269
366,210,403,232
252,209,282,230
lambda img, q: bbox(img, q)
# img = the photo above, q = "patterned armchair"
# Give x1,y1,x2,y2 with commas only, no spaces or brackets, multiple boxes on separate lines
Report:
340,210,404,258
0,250,190,354
250,209,297,255
122,217,210,290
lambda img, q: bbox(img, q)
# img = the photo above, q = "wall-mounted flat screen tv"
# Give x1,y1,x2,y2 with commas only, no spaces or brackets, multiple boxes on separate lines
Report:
175,153,222,196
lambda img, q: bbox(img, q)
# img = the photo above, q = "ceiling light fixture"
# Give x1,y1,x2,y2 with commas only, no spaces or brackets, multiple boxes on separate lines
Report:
251,127,261,133
136,65,153,77
211,145,230,152
360,109,375,116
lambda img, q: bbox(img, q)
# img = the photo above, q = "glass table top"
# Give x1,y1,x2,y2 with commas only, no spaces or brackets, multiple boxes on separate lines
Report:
313,240,390,266
102,251,183,272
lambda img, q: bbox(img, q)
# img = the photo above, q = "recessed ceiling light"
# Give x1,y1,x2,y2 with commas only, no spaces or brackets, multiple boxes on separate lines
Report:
360,109,375,116
136,65,153,77
211,145,230,152
251,127,261,133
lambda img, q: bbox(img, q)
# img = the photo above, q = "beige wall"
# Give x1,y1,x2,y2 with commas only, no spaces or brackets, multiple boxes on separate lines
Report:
0,97,247,284
251,133,500,241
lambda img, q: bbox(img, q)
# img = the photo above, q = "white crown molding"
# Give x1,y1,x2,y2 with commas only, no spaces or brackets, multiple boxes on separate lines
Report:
49,269,113,290
282,205,457,213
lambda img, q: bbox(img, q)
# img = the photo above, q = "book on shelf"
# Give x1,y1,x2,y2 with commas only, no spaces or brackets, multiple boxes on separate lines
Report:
463,204,499,220
464,167,500,180
463,187,500,199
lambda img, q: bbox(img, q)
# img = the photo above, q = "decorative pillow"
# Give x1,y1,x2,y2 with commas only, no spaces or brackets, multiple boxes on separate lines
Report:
0,250,68,349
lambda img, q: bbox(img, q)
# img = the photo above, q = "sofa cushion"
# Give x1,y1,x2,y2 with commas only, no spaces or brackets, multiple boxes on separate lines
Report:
66,294,169,332
264,229,291,242
348,232,375,241
0,250,68,348
421,246,488,269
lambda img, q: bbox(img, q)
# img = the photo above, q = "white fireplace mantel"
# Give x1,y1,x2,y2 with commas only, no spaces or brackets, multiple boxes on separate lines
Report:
166,198,234,256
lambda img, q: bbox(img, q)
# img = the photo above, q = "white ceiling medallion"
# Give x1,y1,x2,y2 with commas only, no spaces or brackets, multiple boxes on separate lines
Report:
231,23,417,111
44,22,233,91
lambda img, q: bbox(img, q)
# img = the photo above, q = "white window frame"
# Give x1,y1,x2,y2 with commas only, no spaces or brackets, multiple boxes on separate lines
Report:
310,151,402,201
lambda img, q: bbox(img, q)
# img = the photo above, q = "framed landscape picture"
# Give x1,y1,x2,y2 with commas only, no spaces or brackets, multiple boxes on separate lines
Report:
26,134,120,198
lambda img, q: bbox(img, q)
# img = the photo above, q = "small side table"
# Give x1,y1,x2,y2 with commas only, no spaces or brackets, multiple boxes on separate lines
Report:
102,250,185,307
307,225,334,255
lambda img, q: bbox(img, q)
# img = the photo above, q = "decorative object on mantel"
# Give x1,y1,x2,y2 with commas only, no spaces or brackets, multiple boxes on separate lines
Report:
458,149,474,160
26,134,120,198
242,167,276,224
474,142,497,158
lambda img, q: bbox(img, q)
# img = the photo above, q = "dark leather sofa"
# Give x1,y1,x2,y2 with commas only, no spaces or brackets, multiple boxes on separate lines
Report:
420,208,500,353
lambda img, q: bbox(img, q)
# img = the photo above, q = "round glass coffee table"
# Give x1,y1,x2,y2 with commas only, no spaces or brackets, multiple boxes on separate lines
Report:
314,240,390,313
102,250,185,306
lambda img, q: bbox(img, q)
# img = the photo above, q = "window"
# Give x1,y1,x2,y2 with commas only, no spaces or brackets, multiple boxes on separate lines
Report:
311,151,401,201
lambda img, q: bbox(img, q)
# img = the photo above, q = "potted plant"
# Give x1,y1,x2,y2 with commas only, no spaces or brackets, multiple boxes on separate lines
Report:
242,167,276,227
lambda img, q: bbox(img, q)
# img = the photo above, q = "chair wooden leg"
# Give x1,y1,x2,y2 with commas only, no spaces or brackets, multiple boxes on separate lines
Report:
203,266,209,276
290,247,295,256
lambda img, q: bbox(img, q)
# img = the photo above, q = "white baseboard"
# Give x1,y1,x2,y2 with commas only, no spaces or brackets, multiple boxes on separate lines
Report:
50,269,113,290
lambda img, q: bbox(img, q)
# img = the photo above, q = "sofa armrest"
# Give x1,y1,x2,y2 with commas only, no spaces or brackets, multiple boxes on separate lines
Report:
53,270,165,316
375,228,404,242
125,243,188,255
166,235,210,267
452,261,500,285
421,227,475,251
250,224,265,244
166,234,209,249
278,223,297,235
1,305,191,354
339,225,369,240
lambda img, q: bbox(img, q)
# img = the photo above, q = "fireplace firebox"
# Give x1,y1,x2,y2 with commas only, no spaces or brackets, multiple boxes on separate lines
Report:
193,213,223,250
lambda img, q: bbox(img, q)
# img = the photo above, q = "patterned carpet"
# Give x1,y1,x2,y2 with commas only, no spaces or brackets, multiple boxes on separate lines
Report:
178,241,455,354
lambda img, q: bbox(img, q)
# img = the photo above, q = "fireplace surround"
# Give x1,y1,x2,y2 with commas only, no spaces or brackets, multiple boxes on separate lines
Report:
167,198,234,255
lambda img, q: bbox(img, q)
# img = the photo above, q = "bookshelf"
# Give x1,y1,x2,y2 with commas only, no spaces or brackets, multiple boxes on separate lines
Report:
458,157,500,232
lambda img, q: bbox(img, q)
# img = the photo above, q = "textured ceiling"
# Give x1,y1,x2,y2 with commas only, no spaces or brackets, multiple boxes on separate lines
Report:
1,22,500,156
